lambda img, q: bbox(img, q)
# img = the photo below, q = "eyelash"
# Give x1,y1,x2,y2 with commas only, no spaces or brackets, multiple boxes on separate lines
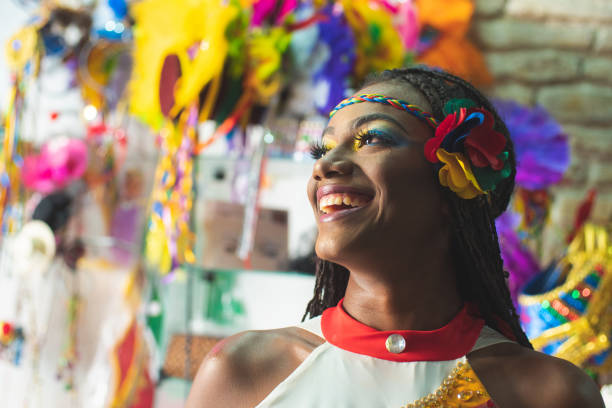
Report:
309,141,330,160
309,129,396,160
353,129,395,149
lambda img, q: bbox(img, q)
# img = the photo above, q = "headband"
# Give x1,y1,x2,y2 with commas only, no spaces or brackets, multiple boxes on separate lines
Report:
329,94,438,128
328,95,511,199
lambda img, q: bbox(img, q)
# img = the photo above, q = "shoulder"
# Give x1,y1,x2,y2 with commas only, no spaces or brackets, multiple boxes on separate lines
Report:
468,342,604,408
186,327,324,408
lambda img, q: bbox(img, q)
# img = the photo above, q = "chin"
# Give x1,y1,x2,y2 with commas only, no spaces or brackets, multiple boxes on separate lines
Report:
314,235,357,267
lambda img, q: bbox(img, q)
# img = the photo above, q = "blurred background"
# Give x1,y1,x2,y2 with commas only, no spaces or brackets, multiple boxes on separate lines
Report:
0,0,610,407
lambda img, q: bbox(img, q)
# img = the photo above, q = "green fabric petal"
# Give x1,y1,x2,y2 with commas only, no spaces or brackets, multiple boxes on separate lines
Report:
443,98,477,116
473,152,511,191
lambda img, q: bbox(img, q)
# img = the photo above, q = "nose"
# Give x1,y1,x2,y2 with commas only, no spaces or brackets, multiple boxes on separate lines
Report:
312,150,354,181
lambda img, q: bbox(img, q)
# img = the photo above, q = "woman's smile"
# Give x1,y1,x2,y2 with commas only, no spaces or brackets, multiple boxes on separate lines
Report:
316,185,374,222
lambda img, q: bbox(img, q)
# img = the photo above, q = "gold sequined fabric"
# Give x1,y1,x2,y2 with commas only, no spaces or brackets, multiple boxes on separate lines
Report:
401,360,496,408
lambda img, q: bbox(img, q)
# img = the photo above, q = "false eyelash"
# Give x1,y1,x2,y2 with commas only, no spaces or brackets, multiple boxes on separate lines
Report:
310,140,331,159
352,129,394,149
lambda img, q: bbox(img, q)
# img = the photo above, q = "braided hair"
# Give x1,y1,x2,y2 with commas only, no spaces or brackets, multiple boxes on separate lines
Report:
303,66,532,348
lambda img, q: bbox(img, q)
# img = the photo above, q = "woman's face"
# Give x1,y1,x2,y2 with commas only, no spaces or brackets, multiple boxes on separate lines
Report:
307,81,450,267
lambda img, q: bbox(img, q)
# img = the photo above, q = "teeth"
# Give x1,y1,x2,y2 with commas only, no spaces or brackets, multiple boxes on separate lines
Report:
319,193,370,214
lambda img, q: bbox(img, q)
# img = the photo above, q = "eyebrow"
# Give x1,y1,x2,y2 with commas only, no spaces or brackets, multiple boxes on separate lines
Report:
321,113,410,139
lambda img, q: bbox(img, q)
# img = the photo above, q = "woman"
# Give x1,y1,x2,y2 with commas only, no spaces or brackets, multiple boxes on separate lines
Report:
186,67,604,407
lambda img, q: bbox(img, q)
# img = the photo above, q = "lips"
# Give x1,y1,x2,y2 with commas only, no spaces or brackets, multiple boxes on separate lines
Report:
316,185,373,218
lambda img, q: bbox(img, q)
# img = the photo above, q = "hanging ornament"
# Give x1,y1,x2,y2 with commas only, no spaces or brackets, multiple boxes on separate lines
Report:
0,321,25,366
12,220,56,277
145,107,197,279
22,137,89,194
5,26,39,71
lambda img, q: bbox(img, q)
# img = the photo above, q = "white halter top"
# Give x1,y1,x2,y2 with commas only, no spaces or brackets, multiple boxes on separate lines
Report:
256,302,513,408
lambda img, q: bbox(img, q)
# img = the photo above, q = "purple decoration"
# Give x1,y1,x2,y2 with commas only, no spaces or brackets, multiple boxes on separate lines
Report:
496,210,541,306
313,5,356,115
493,99,570,190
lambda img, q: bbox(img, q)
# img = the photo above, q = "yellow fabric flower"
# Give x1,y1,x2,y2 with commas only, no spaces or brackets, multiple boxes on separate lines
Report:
436,148,484,199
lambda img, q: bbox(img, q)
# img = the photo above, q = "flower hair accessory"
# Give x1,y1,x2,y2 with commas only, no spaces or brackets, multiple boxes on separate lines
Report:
425,98,511,199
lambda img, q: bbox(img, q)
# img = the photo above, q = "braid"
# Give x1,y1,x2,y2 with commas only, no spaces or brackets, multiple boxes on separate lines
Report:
303,259,349,319
303,65,532,349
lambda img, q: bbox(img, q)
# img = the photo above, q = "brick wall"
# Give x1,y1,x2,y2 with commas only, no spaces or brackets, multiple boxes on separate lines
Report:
472,0,612,258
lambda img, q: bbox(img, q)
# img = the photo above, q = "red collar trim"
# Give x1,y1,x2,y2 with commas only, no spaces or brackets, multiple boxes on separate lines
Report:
321,299,485,362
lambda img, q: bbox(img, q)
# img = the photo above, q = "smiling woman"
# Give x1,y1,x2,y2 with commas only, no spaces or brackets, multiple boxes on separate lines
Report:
185,67,605,408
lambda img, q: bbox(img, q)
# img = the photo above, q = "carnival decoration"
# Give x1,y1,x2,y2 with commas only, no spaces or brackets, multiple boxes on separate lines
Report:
22,137,88,194
0,1,150,406
494,100,570,239
77,40,132,112
495,211,541,305
1,21,42,236
0,321,25,366
11,220,56,277
493,99,571,304
129,0,238,128
519,225,612,375
341,0,405,81
110,318,155,408
415,0,492,85
310,4,356,115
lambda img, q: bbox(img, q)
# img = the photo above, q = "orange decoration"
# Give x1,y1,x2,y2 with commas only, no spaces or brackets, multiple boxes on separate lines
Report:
414,0,492,87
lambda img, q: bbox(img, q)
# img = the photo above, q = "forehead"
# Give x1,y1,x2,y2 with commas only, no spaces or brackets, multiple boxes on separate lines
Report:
357,80,432,112
324,80,434,139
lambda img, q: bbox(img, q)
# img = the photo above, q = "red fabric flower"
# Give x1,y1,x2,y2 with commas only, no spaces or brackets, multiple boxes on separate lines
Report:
463,109,506,170
424,108,467,163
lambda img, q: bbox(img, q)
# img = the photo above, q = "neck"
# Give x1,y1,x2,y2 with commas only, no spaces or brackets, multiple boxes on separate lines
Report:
341,253,463,332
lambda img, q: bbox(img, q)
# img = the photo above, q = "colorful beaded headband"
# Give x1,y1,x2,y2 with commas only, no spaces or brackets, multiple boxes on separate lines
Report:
328,94,439,128
328,95,511,200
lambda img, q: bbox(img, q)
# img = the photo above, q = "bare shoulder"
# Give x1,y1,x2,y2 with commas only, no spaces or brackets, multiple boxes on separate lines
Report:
468,342,604,408
186,327,324,408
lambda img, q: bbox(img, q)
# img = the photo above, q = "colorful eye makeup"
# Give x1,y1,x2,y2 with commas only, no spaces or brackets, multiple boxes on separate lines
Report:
309,125,417,160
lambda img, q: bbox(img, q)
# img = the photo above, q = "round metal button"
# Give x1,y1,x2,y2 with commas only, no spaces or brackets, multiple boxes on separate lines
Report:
385,334,406,353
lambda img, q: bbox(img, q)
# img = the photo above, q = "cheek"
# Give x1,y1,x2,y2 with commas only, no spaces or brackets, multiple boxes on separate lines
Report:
378,149,434,191
306,177,317,210
376,150,441,214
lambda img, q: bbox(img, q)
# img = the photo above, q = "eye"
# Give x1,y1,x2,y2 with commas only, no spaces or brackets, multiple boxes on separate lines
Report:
353,129,396,150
